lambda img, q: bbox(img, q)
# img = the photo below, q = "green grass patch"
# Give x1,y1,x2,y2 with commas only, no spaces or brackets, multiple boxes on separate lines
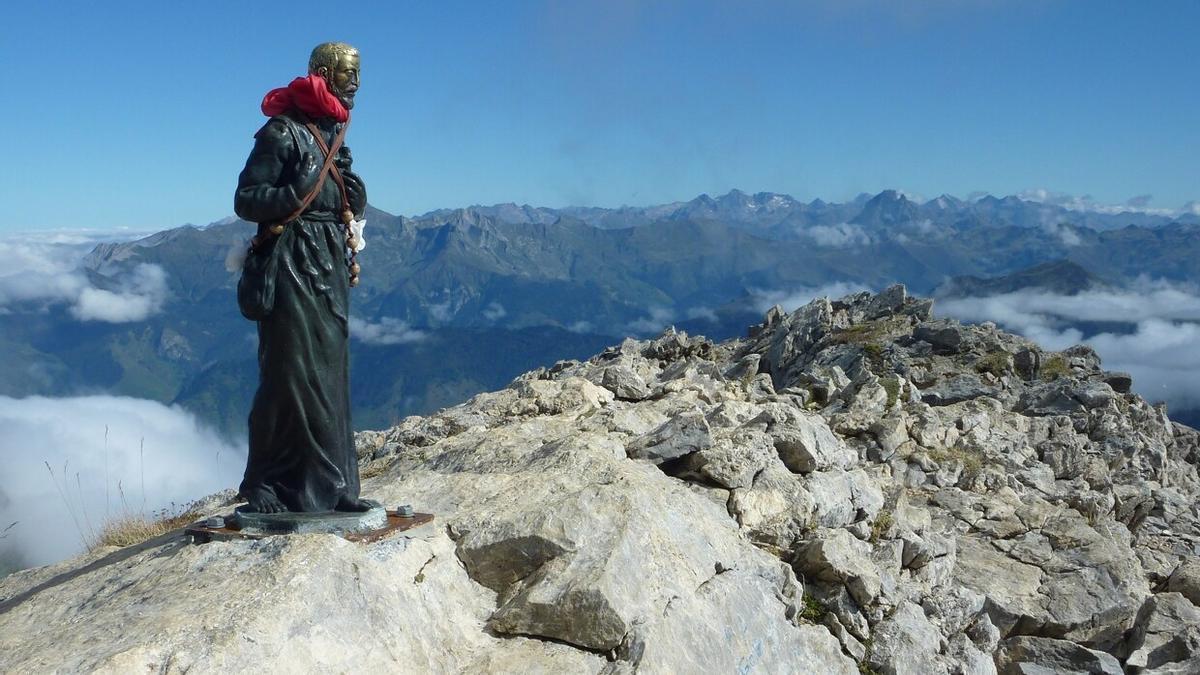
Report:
1041,354,1071,381
880,375,901,409
800,593,827,623
974,351,1012,377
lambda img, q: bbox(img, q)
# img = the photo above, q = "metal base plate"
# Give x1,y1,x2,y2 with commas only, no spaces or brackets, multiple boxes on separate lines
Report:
232,500,388,535
186,508,435,545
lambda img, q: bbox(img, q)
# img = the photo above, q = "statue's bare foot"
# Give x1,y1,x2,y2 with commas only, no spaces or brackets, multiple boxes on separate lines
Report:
243,489,288,514
334,496,373,512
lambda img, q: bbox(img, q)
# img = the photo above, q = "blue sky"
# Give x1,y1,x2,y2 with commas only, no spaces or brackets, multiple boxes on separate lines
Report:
3,0,1197,231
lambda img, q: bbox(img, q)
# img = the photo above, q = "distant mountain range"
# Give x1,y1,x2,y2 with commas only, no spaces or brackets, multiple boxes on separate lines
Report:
424,188,1200,234
3,189,1198,436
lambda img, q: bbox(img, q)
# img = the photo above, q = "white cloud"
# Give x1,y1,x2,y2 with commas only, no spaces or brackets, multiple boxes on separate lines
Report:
801,223,873,248
936,281,1200,413
750,281,871,313
0,395,245,570
938,278,1200,325
1127,194,1153,209
71,264,169,322
349,317,427,345
625,307,676,335
567,320,595,334
1045,222,1082,247
482,302,507,321
428,301,454,323
0,237,88,306
894,219,938,244
0,269,87,308
1018,188,1185,217
685,306,717,322
911,219,936,234
0,231,168,323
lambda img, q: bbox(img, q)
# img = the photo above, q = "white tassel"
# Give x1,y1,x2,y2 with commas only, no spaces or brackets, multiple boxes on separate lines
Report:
349,219,367,252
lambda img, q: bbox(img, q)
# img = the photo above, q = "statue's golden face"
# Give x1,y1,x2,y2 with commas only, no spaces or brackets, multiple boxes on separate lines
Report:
319,53,360,110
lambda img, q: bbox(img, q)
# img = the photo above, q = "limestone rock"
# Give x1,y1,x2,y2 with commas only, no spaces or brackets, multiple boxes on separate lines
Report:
954,536,1044,636
805,468,884,529
870,412,909,461
600,364,651,401
629,566,857,674
994,636,1121,675
862,283,908,320
625,408,712,463
728,464,816,553
672,428,776,489
1103,371,1133,394
751,402,856,473
1167,558,1200,606
914,322,967,355
1013,348,1041,380
723,353,761,384
0,534,604,673
865,602,946,675
1124,593,1200,671
795,528,882,607
921,373,996,406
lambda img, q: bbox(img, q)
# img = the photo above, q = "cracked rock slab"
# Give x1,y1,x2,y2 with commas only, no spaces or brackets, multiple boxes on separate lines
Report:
0,534,604,674
994,636,1121,675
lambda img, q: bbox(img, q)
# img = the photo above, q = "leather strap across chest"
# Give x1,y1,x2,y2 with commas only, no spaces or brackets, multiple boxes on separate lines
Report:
274,119,350,227
303,121,351,217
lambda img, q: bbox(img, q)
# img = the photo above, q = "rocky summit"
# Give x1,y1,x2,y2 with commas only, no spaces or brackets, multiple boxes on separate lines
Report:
4,285,1200,673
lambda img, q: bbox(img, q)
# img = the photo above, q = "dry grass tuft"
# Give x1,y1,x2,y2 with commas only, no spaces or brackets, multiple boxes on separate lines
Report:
829,316,909,347
927,445,984,480
90,509,200,550
869,511,894,543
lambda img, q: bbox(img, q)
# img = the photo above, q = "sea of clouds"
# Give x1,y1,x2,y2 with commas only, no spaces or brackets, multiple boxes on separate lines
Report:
0,231,243,575
0,395,244,573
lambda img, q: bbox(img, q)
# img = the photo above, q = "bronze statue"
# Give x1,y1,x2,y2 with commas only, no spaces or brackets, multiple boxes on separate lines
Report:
233,42,369,514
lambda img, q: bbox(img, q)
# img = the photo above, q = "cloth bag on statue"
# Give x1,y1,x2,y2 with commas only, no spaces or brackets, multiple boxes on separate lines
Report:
237,233,282,321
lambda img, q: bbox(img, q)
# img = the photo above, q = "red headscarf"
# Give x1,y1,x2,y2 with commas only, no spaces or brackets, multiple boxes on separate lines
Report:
261,74,349,122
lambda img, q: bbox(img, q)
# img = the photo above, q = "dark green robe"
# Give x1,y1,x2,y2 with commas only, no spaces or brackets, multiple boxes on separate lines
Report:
234,112,367,512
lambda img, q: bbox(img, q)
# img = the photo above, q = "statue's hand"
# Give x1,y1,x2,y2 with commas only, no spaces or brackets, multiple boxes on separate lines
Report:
335,145,353,171
342,170,367,214
294,151,324,196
